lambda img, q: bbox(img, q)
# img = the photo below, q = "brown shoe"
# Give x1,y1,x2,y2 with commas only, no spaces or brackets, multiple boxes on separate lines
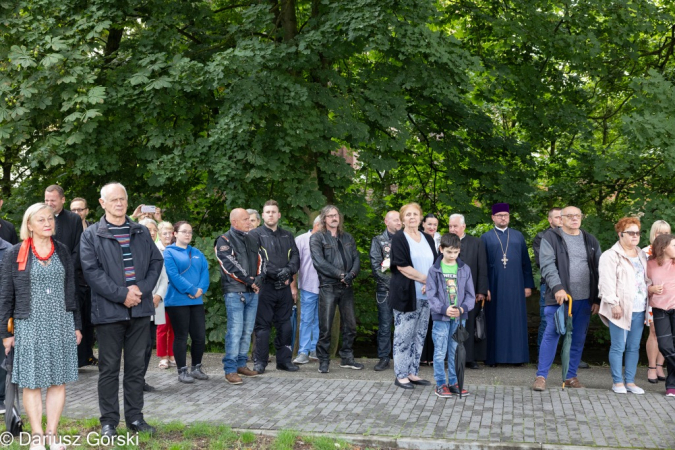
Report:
225,372,243,385
532,376,546,391
237,366,259,377
564,377,584,388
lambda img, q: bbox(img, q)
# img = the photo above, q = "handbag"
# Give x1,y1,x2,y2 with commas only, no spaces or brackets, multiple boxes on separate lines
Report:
474,300,486,340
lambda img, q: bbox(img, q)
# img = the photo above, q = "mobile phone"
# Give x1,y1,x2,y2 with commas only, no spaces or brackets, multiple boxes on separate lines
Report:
141,205,156,213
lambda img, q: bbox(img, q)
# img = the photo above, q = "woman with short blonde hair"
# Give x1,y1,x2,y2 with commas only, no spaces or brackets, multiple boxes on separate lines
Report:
0,203,81,449
389,203,438,389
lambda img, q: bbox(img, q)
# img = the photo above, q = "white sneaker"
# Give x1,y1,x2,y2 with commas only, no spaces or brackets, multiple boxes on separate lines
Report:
612,384,627,394
626,384,645,395
293,353,309,364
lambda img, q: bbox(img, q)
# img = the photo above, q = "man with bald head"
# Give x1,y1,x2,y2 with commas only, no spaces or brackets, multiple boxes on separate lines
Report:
369,210,401,371
215,208,264,385
533,206,601,391
448,213,489,369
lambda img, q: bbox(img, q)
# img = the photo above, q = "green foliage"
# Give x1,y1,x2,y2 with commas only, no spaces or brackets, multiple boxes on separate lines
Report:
2,0,675,347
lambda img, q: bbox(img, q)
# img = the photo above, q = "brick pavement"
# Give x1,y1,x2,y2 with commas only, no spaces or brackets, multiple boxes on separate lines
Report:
63,367,675,449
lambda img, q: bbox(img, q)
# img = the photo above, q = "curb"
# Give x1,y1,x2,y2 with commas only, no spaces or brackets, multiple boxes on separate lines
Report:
233,428,639,450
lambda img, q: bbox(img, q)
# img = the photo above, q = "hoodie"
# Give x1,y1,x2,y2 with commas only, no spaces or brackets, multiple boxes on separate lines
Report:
426,257,476,321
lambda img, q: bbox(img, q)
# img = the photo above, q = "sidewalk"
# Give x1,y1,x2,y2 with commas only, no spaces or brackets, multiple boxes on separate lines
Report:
65,355,675,449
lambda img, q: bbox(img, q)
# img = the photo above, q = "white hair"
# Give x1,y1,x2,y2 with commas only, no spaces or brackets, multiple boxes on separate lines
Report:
139,218,158,228
100,182,128,201
449,213,465,225
313,215,321,225
21,203,54,240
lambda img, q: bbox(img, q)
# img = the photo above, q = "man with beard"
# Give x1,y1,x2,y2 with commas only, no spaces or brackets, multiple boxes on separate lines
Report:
249,200,300,373
480,203,534,366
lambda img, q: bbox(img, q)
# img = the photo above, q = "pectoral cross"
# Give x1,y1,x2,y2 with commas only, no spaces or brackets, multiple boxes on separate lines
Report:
501,254,508,268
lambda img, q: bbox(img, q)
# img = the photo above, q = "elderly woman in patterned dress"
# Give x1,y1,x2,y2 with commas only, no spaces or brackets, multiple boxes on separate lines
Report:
0,203,81,450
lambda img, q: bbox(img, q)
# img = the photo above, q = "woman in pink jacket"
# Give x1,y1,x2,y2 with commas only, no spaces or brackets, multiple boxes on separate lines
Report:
598,217,656,395
646,233,675,397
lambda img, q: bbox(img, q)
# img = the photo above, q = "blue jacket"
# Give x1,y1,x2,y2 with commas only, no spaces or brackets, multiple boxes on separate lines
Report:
164,244,210,307
426,257,475,321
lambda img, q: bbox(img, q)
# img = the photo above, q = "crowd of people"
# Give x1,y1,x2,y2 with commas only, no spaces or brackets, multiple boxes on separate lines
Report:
0,183,673,448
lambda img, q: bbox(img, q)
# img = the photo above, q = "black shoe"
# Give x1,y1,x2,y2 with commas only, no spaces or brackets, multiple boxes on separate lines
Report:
101,424,117,437
253,364,266,374
128,419,156,434
340,359,364,370
466,361,479,370
143,383,156,392
318,361,330,373
190,364,209,380
488,364,497,368
374,358,390,371
395,378,414,390
276,363,299,372
409,378,431,386
178,367,195,384
578,361,590,369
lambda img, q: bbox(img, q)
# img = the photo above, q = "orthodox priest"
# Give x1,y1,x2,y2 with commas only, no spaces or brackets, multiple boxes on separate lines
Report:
480,203,534,366
448,213,489,368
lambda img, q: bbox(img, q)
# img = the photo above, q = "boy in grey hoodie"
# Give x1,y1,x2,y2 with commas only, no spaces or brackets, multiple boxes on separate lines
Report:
426,233,475,398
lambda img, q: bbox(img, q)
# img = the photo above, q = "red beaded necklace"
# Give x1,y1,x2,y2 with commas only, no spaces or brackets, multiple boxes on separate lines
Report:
31,238,55,261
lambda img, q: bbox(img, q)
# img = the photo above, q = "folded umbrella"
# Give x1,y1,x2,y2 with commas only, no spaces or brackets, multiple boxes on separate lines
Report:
561,295,573,389
2,349,23,436
452,321,470,399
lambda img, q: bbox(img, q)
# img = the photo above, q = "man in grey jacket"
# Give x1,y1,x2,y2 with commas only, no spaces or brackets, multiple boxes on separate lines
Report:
369,210,401,371
80,183,163,437
533,206,601,392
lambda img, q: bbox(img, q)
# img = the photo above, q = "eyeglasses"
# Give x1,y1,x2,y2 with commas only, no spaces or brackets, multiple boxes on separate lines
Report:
177,230,193,235
493,214,509,218
621,231,640,237
325,214,339,219
71,208,87,213
562,214,585,219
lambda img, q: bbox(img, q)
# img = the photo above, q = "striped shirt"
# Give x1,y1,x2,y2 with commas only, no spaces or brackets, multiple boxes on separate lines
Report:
106,219,136,286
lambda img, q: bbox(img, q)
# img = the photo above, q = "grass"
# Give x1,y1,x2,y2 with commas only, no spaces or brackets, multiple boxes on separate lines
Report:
0,417,376,449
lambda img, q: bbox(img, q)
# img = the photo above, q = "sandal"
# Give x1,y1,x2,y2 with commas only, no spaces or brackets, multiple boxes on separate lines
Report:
168,359,177,367
657,364,666,381
648,367,658,384
158,359,169,369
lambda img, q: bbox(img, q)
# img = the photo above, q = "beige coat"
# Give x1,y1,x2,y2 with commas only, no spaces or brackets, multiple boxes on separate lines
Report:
598,242,651,330
152,243,169,325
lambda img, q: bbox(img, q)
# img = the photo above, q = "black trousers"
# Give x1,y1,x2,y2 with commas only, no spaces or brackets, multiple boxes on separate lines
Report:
253,283,293,367
316,283,357,363
143,322,157,376
97,317,150,426
165,304,206,369
653,307,675,390
77,285,96,367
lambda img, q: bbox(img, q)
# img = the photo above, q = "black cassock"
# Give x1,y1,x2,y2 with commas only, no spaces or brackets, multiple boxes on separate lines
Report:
459,234,489,362
480,228,534,365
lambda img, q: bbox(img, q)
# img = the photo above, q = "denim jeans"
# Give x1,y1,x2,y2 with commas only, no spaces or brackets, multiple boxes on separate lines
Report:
298,289,320,355
432,319,464,387
536,299,591,379
537,284,547,349
317,284,357,363
608,311,645,384
222,292,258,374
376,291,393,359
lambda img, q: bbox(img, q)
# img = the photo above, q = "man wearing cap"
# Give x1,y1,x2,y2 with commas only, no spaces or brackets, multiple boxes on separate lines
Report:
480,203,534,366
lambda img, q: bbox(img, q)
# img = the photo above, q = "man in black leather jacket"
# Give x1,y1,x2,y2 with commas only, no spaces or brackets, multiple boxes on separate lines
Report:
369,211,401,371
309,205,363,373
215,208,264,384
248,200,300,373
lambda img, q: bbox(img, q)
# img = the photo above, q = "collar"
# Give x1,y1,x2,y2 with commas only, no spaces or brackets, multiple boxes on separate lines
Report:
231,227,247,237
495,226,508,232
